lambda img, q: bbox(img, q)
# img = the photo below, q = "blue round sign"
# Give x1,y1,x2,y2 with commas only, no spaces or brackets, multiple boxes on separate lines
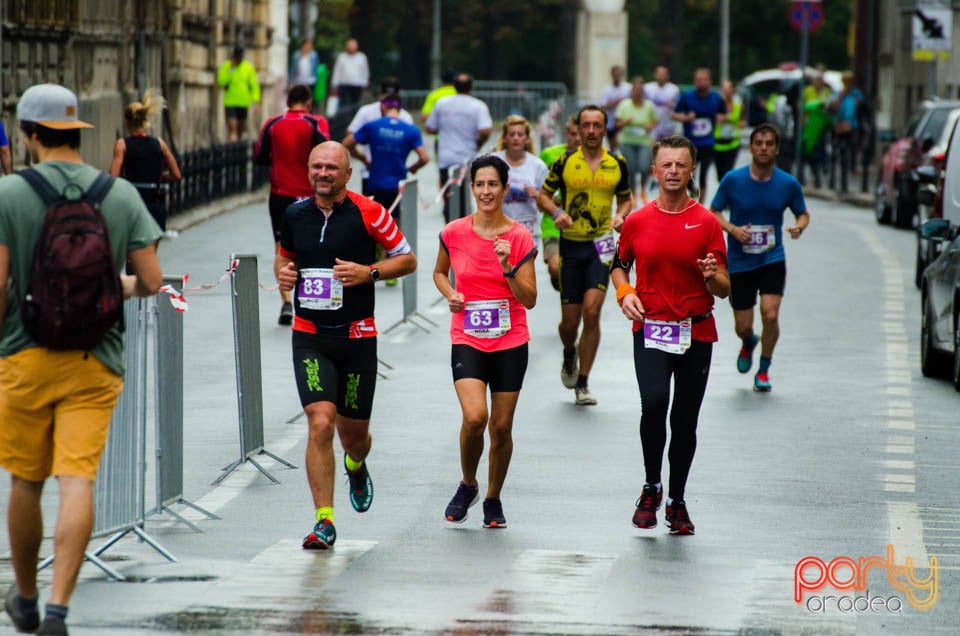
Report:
790,1,824,33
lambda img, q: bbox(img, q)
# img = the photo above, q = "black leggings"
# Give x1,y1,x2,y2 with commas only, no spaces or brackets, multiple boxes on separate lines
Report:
633,334,713,501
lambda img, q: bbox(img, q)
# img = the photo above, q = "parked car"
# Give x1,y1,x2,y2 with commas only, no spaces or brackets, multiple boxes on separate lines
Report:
920,217,960,389
914,115,960,287
740,64,843,126
876,100,960,228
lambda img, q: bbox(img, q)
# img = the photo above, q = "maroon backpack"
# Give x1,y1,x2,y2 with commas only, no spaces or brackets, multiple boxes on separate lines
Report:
18,168,123,350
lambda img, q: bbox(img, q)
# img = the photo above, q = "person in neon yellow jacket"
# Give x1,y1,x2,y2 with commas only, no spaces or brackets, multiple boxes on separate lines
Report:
218,45,261,141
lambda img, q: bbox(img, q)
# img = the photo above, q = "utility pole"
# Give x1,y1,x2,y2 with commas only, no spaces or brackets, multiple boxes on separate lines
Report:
720,0,730,81
431,0,441,88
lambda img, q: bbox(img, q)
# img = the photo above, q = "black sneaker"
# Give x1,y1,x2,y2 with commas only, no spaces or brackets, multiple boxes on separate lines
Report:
560,348,578,389
444,481,479,523
302,518,337,549
482,498,507,528
631,484,663,529
344,456,374,513
37,616,68,636
278,301,293,326
665,500,695,535
4,585,40,633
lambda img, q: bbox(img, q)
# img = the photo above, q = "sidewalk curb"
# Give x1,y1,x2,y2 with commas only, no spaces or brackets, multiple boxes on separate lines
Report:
803,186,873,209
167,187,269,233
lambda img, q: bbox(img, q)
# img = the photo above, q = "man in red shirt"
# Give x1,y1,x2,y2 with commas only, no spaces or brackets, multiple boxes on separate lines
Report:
255,84,329,324
611,135,729,536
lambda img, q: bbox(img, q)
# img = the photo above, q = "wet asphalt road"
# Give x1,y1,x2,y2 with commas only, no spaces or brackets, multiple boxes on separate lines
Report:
1,160,959,635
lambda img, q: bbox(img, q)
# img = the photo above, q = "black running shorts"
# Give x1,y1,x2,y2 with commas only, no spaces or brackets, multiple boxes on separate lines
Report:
269,193,298,243
559,238,610,305
292,331,378,420
451,343,528,393
729,260,787,310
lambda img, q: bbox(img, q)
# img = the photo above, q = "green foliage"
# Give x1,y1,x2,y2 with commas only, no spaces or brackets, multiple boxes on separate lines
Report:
299,0,855,90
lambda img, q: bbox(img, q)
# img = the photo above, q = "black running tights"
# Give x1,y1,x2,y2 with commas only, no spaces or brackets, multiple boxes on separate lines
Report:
633,334,713,501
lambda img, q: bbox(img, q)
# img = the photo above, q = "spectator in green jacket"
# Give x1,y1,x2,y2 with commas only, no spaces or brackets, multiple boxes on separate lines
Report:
218,45,261,141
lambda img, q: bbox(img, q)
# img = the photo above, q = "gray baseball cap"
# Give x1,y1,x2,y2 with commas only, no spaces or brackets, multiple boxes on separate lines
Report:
17,83,94,129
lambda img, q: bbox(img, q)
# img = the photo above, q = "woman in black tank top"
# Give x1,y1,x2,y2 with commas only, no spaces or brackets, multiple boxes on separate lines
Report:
109,90,181,233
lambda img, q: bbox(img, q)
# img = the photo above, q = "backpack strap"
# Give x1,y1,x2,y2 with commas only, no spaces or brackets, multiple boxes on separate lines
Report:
85,173,115,205
17,168,61,207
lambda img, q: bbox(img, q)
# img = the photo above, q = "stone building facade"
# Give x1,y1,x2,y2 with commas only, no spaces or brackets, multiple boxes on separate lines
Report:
875,1,960,135
1,0,286,171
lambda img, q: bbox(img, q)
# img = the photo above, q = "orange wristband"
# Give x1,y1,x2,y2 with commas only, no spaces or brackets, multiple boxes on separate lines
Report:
616,282,636,305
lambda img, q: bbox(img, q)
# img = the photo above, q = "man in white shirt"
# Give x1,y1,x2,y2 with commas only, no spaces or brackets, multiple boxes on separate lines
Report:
331,38,369,114
347,77,415,194
599,65,631,153
644,65,681,142
425,73,493,222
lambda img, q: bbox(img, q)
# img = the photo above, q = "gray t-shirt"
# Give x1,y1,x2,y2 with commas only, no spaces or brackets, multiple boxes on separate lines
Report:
0,161,162,375
425,94,493,169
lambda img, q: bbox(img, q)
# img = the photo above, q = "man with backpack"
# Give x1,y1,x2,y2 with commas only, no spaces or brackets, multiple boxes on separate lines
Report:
0,83,162,636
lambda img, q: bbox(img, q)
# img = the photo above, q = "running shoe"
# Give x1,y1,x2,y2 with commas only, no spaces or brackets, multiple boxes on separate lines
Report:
736,334,759,373
37,616,68,636
278,301,294,326
754,371,772,392
561,348,578,389
4,585,40,633
665,500,695,535
575,386,597,406
302,518,337,549
344,456,374,513
483,498,507,528
631,484,663,529
444,481,480,523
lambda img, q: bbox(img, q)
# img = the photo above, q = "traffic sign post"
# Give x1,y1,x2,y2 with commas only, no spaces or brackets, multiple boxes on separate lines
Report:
790,1,824,183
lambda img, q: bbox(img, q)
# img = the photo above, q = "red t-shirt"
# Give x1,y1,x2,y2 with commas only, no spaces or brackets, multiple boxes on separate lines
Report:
439,215,538,352
616,199,727,342
255,109,329,198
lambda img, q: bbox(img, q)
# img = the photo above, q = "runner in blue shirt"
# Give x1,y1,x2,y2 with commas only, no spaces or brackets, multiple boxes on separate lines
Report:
671,68,727,203
710,123,810,392
344,95,429,224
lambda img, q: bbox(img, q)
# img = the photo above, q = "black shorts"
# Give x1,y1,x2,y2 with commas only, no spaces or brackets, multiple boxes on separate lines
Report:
559,238,610,305
368,188,401,223
729,261,787,310
292,331,378,420
451,343,528,393
225,106,249,121
269,193,298,242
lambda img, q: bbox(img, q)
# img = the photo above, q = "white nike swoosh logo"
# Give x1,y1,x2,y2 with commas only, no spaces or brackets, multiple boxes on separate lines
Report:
685,223,701,229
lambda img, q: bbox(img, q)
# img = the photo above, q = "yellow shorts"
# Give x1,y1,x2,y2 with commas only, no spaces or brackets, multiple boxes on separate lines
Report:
0,348,123,481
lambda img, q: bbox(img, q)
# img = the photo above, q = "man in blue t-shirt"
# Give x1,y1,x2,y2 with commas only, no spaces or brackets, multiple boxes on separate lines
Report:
710,123,810,392
0,121,11,174
344,95,429,225
672,67,727,203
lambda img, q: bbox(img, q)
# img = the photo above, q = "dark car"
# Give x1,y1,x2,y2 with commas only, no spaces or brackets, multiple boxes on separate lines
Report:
876,100,960,228
920,216,960,389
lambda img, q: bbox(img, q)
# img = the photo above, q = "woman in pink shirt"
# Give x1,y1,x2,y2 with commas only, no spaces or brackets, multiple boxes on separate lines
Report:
434,155,538,529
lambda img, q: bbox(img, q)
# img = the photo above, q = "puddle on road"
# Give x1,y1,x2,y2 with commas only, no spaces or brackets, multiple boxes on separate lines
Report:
143,607,410,634
122,574,218,584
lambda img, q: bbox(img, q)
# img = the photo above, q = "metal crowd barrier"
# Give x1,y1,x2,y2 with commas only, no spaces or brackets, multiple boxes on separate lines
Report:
385,179,437,335
38,298,176,581
168,141,263,216
213,254,296,485
151,276,219,531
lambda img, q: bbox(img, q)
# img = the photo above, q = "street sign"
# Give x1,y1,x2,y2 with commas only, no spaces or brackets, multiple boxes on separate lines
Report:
789,1,824,33
913,0,952,54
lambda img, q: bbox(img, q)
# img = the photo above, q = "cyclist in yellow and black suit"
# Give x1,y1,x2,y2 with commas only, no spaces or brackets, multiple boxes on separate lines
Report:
537,105,632,406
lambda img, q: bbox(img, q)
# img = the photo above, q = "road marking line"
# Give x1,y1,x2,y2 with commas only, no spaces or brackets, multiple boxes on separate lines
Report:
883,473,916,484
883,460,916,470
885,444,915,454
887,502,930,563
884,483,915,493
887,420,915,430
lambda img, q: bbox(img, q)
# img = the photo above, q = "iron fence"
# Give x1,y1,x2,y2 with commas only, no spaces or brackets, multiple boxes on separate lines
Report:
167,141,268,217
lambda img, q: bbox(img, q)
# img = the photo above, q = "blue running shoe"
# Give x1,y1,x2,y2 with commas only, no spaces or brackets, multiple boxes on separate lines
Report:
483,498,507,528
302,518,336,549
345,456,373,513
736,334,760,374
444,481,479,523
4,585,40,633
754,371,772,392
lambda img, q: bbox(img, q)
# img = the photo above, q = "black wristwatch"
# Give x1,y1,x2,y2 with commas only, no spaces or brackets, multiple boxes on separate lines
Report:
369,266,381,282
